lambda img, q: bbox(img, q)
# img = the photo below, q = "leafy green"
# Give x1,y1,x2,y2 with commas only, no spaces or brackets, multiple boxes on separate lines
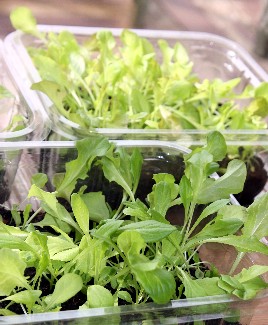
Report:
1,131,268,317
10,7,268,134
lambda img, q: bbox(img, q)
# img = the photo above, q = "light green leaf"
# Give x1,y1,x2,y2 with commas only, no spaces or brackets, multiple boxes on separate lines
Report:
180,270,225,298
0,248,28,296
101,156,134,201
204,131,227,161
57,137,111,198
192,235,268,255
179,175,193,214
10,6,42,38
189,218,243,245
94,219,124,239
2,290,42,311
132,266,176,304
117,230,145,256
31,173,48,188
28,185,82,233
31,81,68,116
87,285,114,308
189,199,230,236
80,192,110,223
243,193,268,239
120,220,176,242
117,290,133,303
47,236,77,258
71,193,89,234
46,273,83,310
196,159,247,204
219,265,268,300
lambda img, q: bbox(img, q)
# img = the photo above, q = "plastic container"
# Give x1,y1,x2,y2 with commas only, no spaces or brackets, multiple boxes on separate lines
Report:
4,26,268,140
3,27,268,206
0,40,50,141
0,41,51,203
0,139,268,325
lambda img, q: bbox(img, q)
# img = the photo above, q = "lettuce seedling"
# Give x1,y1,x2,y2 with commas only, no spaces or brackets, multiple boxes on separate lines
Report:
0,131,268,318
10,7,268,133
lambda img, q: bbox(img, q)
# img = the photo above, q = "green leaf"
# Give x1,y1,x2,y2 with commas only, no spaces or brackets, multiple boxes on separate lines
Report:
120,220,176,242
192,235,268,255
28,185,82,233
117,230,145,256
123,199,151,221
147,173,180,216
101,156,134,201
117,290,133,303
218,204,246,222
94,219,124,239
243,193,268,239
57,137,111,198
0,248,28,296
236,265,268,283
0,232,35,253
180,270,225,298
219,265,268,299
47,236,77,259
189,199,230,236
189,218,243,245
179,175,193,214
10,7,42,38
71,193,90,234
87,285,114,308
45,273,83,310
2,290,42,311
80,192,110,223
196,159,247,204
31,173,48,188
132,266,176,304
69,52,86,77
185,150,213,196
204,131,227,161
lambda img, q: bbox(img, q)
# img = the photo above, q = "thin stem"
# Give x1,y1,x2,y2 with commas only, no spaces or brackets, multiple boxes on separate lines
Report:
181,201,196,247
229,251,245,275
23,207,43,228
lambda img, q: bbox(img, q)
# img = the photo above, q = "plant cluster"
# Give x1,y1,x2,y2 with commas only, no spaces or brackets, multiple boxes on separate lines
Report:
10,7,268,131
1,131,268,316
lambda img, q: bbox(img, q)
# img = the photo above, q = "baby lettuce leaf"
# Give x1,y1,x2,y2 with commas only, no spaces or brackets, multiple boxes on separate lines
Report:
57,137,111,199
117,230,176,304
0,248,29,296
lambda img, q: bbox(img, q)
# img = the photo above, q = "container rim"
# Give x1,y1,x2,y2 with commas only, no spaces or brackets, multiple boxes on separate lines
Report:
0,292,267,324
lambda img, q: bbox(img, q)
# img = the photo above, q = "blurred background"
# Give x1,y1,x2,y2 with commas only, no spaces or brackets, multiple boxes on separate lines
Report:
1,0,268,70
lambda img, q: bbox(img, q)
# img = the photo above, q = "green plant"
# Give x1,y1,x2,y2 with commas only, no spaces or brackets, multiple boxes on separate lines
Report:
10,7,268,131
1,131,268,317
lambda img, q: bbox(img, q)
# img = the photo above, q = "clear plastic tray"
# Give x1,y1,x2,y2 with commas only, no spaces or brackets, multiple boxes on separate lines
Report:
0,140,268,324
0,40,51,203
0,40,50,141
3,26,268,141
